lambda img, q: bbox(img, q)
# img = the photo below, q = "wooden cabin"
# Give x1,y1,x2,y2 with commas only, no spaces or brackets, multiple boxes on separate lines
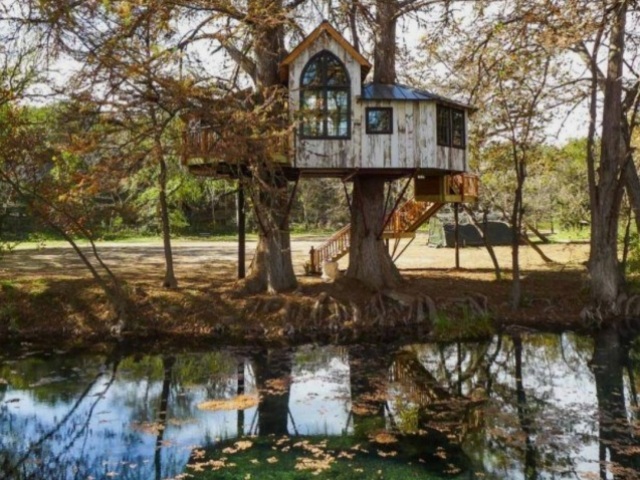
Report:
279,22,471,178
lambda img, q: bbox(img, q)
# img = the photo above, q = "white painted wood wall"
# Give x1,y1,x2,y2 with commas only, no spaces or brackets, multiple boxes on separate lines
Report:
288,34,468,172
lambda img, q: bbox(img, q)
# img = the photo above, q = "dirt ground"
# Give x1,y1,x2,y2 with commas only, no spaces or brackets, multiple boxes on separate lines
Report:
0,234,592,346
1,233,589,277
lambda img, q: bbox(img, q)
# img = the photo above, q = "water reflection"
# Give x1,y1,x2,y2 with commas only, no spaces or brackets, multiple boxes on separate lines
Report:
0,333,638,479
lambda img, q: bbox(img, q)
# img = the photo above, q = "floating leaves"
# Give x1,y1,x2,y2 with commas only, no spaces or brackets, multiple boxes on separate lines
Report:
197,394,259,411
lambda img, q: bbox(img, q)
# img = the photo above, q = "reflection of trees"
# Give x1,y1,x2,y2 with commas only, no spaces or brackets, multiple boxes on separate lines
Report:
1,355,121,479
154,355,175,480
513,334,536,480
348,344,390,437
592,328,640,480
347,344,476,474
389,348,480,474
251,348,293,436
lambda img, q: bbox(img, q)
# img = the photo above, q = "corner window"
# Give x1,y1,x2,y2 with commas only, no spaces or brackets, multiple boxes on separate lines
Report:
300,51,350,139
366,107,393,134
437,105,465,149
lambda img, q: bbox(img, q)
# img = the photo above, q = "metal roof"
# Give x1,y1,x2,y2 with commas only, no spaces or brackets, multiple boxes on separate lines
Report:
361,83,473,110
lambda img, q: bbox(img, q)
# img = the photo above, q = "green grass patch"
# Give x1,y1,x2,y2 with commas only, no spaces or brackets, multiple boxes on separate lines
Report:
431,307,494,342
547,229,591,242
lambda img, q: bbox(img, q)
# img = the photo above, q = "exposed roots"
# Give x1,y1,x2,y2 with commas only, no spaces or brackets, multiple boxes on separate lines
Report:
237,289,493,341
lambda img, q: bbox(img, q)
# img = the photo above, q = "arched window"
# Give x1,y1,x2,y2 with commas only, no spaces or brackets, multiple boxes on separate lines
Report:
300,51,350,139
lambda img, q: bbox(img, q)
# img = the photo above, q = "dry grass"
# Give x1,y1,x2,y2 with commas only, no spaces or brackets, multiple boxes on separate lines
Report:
0,237,591,346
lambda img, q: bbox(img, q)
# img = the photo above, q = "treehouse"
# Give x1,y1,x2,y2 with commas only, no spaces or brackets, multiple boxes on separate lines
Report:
182,21,479,274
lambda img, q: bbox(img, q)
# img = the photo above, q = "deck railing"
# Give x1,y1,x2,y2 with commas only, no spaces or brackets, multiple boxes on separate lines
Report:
182,119,290,165
449,173,479,201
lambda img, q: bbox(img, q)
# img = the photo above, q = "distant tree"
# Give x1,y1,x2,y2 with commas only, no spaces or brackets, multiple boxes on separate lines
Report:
0,104,131,324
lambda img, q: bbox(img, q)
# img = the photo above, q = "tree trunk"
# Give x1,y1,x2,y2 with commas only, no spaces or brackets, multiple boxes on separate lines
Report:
511,157,525,309
346,176,402,290
244,229,297,294
373,0,397,84
463,206,502,280
239,0,296,294
158,148,178,289
243,172,297,294
588,1,627,312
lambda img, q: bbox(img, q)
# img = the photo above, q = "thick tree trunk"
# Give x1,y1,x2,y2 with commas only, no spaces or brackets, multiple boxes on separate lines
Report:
346,176,402,290
588,1,627,312
373,0,397,84
243,172,297,294
244,229,297,294
239,0,296,294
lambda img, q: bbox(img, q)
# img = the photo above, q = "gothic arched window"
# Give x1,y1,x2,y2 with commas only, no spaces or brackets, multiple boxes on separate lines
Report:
300,51,350,139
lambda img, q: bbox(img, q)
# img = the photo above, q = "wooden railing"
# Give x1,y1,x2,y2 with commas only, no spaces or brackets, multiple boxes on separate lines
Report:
308,199,444,274
181,123,218,163
309,224,351,274
385,199,443,234
450,173,479,201
182,119,291,165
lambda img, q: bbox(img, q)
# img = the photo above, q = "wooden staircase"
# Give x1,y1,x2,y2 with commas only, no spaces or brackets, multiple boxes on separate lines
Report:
308,199,444,274
308,173,478,274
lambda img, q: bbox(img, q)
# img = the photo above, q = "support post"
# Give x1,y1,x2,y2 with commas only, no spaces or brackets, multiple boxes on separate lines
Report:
238,181,246,279
309,247,316,275
454,205,460,269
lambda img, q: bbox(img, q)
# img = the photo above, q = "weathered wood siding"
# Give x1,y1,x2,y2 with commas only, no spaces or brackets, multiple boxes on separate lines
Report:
289,34,469,172
360,101,436,169
289,32,362,169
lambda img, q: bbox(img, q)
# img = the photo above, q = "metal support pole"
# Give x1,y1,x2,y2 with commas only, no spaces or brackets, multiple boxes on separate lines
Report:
454,205,460,269
238,181,246,279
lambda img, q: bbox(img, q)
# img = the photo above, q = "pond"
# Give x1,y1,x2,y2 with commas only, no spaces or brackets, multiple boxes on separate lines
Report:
0,330,639,479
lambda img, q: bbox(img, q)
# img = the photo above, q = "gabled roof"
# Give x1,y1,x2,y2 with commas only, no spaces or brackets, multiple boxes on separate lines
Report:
362,83,475,111
279,21,372,83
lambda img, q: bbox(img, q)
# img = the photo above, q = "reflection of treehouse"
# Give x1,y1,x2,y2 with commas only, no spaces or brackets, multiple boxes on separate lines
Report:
391,350,484,442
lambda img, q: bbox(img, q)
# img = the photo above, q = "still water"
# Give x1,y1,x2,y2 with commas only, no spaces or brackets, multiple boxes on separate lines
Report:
0,331,638,479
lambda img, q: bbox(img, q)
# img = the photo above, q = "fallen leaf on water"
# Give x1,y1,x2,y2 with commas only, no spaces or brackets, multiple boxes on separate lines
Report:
198,394,259,411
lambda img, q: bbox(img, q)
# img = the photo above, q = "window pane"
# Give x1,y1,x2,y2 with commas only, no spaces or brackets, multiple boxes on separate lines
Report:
366,108,392,134
327,90,348,111
326,90,349,137
451,109,465,148
437,106,451,146
325,56,349,86
327,111,349,137
301,61,322,87
337,113,349,137
301,90,325,136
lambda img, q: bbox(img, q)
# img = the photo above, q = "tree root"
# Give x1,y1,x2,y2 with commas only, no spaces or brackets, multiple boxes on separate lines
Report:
239,289,493,341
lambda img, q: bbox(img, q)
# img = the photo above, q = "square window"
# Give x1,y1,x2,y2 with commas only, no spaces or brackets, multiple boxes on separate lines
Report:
437,105,466,149
366,108,393,134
